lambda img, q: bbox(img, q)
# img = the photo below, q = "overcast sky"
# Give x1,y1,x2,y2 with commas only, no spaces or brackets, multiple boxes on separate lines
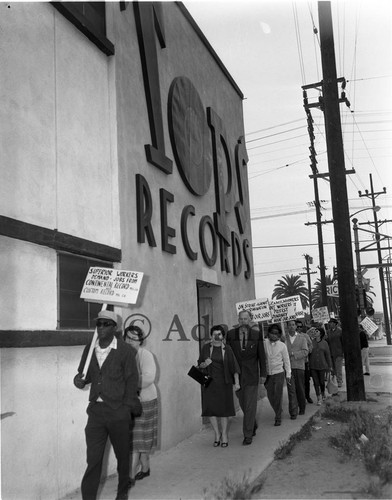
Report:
184,0,392,312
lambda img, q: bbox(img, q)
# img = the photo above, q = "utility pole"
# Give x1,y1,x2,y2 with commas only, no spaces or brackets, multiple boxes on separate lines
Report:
352,218,366,317
304,175,328,307
301,97,328,307
301,254,317,315
318,1,365,400
359,174,391,345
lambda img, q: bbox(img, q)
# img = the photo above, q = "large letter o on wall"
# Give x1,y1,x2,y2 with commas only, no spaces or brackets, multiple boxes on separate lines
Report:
168,76,212,196
199,215,217,267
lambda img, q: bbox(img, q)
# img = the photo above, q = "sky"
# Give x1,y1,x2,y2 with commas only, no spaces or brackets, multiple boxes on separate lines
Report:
184,0,392,313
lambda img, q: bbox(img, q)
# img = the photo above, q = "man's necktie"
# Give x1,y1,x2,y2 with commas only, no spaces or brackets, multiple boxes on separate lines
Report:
242,331,246,350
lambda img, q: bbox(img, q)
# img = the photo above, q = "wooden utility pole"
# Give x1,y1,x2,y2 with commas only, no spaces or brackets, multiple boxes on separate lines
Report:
302,254,317,314
318,1,365,400
359,175,391,345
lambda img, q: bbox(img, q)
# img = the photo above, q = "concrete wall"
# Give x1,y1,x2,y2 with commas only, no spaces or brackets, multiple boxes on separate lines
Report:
0,3,255,498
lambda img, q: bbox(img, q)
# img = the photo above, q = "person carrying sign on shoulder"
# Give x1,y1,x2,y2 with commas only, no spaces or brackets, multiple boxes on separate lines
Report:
73,310,141,500
226,310,267,445
285,320,309,418
358,322,370,376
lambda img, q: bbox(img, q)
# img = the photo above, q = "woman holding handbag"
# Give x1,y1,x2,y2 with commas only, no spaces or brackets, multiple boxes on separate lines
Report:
198,325,240,447
308,326,332,405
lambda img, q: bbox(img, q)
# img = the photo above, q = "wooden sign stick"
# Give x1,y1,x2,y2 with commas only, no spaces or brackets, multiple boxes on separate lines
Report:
81,303,107,380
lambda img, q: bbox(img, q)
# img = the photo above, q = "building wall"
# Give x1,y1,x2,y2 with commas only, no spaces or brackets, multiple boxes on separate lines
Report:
0,3,255,498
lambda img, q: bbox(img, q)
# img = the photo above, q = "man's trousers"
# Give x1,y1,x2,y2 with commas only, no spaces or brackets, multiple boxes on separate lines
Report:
236,384,259,438
264,372,285,423
331,356,343,385
81,402,131,500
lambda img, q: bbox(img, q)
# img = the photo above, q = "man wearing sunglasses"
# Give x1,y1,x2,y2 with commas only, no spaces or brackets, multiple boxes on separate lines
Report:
73,310,141,500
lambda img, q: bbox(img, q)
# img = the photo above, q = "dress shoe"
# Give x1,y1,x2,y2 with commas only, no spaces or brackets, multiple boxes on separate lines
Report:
253,422,258,436
135,469,150,481
299,409,305,415
290,415,297,420
274,420,281,426
306,397,313,404
242,437,252,445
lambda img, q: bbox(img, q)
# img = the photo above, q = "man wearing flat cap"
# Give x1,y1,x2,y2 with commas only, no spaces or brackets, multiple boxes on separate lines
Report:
327,318,344,388
74,310,141,500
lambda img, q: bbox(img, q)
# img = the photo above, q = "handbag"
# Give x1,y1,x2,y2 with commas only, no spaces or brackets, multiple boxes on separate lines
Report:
326,372,338,395
187,365,213,388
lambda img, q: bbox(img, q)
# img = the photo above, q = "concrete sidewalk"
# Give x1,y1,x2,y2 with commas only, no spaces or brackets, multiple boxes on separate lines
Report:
63,356,391,500
70,392,321,500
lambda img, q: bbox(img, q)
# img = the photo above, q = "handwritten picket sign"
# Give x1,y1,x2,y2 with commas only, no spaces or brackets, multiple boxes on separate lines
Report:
361,316,379,336
80,267,144,306
235,298,272,322
312,306,330,324
269,295,304,322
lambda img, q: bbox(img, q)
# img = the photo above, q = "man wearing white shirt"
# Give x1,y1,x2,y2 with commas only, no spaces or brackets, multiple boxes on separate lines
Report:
73,310,141,500
264,323,291,426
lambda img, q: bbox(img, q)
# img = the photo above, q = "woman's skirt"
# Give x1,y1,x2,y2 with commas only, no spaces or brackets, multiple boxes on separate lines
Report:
131,398,158,453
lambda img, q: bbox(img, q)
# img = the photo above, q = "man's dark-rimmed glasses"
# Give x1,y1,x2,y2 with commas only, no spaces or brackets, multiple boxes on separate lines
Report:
96,321,115,328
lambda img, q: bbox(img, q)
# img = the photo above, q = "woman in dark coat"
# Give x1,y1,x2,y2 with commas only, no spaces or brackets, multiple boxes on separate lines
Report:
198,325,240,447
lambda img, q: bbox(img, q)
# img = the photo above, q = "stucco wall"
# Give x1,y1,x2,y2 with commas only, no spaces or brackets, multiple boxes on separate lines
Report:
1,346,118,500
0,2,120,247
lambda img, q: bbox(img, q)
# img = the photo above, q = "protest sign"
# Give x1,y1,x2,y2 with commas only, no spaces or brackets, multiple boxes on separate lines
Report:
312,306,330,324
79,267,143,379
360,316,379,336
269,295,304,322
235,298,272,322
80,267,144,306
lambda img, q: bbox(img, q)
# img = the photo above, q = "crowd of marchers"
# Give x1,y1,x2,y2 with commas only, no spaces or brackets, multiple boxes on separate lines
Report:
72,308,371,500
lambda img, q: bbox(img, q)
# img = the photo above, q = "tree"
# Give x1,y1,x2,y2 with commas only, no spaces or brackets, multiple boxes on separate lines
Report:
272,274,309,309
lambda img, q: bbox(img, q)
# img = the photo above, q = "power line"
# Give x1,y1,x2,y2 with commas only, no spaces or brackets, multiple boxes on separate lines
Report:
253,239,375,249
245,118,304,136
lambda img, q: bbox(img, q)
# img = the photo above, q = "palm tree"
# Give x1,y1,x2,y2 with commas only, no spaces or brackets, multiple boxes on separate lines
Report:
272,274,309,310
312,275,339,314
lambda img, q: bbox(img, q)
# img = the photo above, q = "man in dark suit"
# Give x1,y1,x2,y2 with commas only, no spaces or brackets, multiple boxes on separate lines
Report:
73,310,141,500
226,310,267,445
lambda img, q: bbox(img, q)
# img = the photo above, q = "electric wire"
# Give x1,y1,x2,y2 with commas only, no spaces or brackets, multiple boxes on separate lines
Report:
293,1,306,86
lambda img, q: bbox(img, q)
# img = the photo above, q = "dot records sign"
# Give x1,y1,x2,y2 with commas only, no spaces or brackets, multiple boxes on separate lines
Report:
80,267,144,306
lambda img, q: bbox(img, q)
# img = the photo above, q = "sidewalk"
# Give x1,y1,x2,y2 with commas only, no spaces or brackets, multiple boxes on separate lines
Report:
63,358,391,500
369,337,392,364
